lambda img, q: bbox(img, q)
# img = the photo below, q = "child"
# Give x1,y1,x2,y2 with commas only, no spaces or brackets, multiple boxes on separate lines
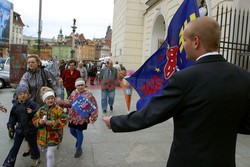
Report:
67,78,98,158
57,77,67,100
33,86,67,167
3,85,40,167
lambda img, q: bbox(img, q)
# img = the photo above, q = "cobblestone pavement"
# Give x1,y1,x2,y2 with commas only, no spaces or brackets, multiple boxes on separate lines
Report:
0,87,249,167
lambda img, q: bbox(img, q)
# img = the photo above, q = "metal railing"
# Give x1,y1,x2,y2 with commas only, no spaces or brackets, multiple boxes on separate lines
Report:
216,6,250,72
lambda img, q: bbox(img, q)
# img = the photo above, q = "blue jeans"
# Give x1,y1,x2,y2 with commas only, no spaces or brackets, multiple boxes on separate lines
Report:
69,127,84,150
101,89,115,110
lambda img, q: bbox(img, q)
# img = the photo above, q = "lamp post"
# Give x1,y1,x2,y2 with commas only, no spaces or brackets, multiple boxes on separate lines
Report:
71,18,77,59
38,0,42,57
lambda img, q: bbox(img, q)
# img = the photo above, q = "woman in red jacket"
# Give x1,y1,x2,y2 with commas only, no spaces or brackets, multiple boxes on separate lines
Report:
61,60,81,95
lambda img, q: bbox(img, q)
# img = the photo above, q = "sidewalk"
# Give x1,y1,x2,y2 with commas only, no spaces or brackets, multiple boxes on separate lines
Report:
0,88,249,167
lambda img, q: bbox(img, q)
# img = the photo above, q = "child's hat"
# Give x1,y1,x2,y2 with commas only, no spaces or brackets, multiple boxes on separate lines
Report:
42,91,55,102
16,85,29,95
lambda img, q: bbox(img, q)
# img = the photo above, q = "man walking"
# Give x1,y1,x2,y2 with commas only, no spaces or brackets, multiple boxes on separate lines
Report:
99,60,118,113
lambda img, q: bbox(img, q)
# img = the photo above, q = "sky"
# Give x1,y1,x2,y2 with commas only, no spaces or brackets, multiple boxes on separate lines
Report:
9,0,114,39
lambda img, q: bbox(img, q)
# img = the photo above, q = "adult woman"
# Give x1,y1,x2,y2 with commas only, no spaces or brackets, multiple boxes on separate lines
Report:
19,54,61,106
18,54,62,156
61,60,80,95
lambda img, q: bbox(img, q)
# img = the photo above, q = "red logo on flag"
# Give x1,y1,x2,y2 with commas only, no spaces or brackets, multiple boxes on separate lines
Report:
164,46,178,79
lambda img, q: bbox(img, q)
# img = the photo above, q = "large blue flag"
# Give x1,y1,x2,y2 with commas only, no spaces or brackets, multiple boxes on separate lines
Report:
126,0,200,110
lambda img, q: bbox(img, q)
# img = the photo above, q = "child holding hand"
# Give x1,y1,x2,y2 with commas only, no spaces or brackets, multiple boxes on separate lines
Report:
33,86,67,167
67,78,98,158
3,85,40,167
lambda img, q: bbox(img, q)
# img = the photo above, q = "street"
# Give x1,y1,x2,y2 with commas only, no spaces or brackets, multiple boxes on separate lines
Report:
0,87,250,167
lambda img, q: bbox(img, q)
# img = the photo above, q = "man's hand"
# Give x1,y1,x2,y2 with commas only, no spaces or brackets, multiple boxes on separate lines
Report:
102,116,112,129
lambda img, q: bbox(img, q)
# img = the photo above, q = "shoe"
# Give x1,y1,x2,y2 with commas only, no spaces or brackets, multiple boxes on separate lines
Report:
30,158,40,167
103,110,107,113
74,148,82,158
22,149,31,157
110,106,113,111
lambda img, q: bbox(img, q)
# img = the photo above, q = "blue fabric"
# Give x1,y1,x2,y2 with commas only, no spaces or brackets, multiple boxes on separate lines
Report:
72,95,96,119
70,127,84,149
126,0,200,110
101,89,115,110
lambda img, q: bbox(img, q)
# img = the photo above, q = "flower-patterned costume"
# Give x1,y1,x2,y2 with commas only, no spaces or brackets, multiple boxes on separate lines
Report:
33,105,67,146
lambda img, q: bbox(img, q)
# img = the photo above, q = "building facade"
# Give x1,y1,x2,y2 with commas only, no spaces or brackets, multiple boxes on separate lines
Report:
112,0,147,70
23,35,56,60
10,12,24,44
81,39,96,61
52,44,72,61
94,38,111,60
112,0,250,70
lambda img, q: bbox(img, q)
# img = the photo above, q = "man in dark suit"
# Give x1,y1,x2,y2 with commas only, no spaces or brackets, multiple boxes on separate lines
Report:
103,16,250,167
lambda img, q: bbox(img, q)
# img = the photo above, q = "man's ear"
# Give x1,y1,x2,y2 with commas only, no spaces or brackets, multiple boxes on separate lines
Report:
193,36,200,49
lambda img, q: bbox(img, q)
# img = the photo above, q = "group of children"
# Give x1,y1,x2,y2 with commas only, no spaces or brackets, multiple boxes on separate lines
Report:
2,78,99,167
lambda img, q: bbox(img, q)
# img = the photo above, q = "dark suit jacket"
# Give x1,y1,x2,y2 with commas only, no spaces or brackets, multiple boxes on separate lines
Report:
110,55,250,167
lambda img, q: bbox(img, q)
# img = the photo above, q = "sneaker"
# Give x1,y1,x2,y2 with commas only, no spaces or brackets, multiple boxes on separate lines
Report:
30,158,40,167
103,110,107,113
74,148,82,158
110,106,113,111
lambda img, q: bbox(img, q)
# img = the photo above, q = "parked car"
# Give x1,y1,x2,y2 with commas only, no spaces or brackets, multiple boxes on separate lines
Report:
0,69,10,89
4,57,10,71
0,58,6,70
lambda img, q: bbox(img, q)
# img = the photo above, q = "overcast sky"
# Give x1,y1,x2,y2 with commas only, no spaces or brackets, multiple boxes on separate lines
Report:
9,0,114,39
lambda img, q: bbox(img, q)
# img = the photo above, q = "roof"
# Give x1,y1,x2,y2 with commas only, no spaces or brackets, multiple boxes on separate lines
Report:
13,12,25,27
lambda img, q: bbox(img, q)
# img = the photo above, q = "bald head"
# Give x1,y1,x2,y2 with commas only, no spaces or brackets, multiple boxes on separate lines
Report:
184,16,221,52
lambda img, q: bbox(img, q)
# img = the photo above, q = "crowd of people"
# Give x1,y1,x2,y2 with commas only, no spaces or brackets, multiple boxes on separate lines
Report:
1,16,249,167
1,55,124,167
